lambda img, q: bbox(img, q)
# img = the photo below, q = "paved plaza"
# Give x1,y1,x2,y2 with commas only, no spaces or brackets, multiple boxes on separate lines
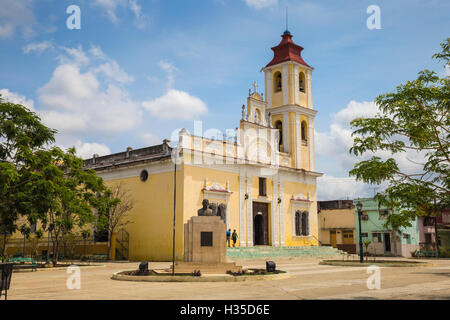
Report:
6,257,450,300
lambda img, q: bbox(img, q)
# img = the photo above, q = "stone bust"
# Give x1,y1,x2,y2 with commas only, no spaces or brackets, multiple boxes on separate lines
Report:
209,202,218,216
197,199,213,216
218,203,227,223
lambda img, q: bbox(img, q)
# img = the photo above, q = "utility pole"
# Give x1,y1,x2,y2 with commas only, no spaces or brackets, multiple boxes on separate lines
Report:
172,148,179,276
356,201,364,263
434,198,440,257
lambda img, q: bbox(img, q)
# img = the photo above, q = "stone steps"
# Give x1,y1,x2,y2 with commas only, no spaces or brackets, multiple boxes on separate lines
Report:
226,246,344,259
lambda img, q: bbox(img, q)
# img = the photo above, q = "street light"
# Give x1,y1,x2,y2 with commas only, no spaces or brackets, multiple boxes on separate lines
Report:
356,201,364,263
46,223,54,264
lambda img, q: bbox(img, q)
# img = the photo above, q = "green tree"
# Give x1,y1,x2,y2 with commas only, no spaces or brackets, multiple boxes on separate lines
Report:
349,39,450,228
0,96,56,259
33,147,109,266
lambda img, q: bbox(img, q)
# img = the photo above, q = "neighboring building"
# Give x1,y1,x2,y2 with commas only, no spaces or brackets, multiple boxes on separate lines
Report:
318,200,356,253
354,198,420,258
437,209,450,257
418,216,438,249
80,30,323,261
418,209,450,257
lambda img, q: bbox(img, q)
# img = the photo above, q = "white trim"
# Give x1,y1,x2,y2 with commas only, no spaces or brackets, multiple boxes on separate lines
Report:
291,200,311,239
271,178,279,246
282,64,288,105
269,104,317,117
308,115,314,171
296,112,301,169
266,70,272,108
239,174,246,247
98,161,175,181
279,181,285,246
307,70,313,108
283,112,289,153
246,177,253,246
294,64,299,105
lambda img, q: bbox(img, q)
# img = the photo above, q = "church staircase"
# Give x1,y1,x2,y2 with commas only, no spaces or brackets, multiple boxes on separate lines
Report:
226,246,344,259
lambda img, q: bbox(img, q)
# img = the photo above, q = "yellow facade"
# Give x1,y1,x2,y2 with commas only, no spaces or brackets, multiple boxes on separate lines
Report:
317,201,355,251
6,31,323,262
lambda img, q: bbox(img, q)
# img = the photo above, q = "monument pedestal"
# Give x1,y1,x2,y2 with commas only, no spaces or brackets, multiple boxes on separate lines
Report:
172,216,242,274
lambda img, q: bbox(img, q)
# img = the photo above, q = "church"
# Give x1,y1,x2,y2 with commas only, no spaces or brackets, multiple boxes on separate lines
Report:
85,30,322,261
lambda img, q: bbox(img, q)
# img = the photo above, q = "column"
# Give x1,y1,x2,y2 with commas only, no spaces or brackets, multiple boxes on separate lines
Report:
294,65,299,105
296,112,301,169
279,181,285,246
307,70,313,108
283,112,289,153
239,174,246,247
266,70,272,108
282,64,288,105
246,177,253,246
271,178,279,246
308,115,315,171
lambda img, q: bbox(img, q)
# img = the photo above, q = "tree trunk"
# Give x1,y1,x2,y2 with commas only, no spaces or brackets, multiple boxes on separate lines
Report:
107,229,112,260
1,233,7,261
52,240,60,267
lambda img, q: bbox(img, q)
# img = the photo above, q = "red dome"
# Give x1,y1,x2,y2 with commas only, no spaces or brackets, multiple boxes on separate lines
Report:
265,31,312,69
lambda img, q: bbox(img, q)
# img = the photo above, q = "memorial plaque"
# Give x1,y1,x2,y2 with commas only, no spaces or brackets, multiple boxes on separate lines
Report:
201,232,213,247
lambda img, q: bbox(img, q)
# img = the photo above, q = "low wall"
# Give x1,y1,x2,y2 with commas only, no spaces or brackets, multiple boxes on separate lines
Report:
337,244,356,254
1,237,108,258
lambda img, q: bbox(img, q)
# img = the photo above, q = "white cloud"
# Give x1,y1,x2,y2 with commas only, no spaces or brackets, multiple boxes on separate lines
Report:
317,175,371,201
142,89,208,120
244,0,278,10
93,0,149,27
72,141,111,159
23,41,54,54
90,46,134,84
140,132,160,146
142,60,207,120
128,0,149,29
159,60,178,89
37,45,142,134
58,45,90,66
0,88,35,111
315,100,428,200
0,0,35,38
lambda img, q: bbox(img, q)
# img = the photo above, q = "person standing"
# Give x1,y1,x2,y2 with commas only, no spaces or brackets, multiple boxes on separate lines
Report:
232,230,238,247
226,229,231,248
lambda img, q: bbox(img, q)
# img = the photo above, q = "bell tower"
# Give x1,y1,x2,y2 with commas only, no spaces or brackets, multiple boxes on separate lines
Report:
262,30,317,172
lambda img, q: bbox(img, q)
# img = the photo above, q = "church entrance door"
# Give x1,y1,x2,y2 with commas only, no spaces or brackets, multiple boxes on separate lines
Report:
253,202,269,245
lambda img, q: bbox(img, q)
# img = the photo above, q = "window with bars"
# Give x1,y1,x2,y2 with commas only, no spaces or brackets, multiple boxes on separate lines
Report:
259,177,267,197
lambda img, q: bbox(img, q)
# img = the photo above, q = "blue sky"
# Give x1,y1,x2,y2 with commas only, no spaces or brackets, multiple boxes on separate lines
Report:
1,0,449,199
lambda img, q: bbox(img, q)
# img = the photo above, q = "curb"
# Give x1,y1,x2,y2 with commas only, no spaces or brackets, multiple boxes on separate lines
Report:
111,271,291,282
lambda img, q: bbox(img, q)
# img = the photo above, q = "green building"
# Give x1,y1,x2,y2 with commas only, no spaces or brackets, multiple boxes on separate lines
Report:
353,198,420,257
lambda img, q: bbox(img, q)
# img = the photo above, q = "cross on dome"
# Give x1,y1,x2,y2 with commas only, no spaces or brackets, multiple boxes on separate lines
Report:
253,81,258,93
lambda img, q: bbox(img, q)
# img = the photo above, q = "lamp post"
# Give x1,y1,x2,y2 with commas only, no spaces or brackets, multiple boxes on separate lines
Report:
356,201,364,263
172,146,180,276
46,223,54,264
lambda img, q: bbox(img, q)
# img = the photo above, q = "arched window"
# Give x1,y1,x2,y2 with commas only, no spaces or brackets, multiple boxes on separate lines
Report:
301,121,307,144
299,72,306,93
295,211,301,236
274,72,282,93
275,120,283,151
254,108,261,123
301,211,309,236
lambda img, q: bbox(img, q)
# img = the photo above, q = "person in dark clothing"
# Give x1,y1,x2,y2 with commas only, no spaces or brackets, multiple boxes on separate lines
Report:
232,230,238,247
226,229,231,247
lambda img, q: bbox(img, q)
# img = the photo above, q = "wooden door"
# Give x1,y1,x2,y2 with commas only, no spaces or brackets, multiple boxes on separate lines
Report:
330,231,337,248
253,202,269,245
343,230,354,244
